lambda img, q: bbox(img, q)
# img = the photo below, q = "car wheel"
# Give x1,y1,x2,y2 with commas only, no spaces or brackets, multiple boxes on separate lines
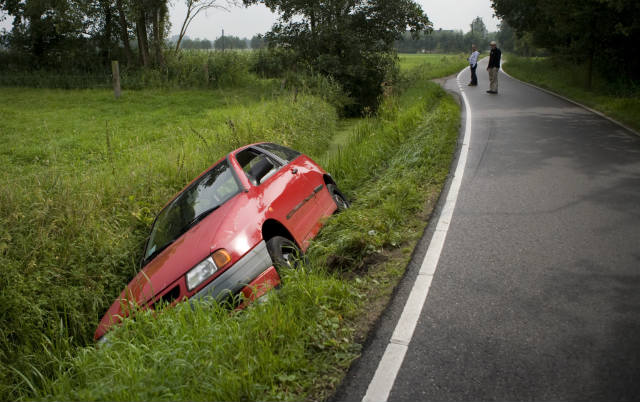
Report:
266,236,303,270
327,184,350,211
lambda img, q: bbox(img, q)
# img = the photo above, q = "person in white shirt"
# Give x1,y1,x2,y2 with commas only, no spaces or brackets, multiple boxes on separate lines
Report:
468,44,480,86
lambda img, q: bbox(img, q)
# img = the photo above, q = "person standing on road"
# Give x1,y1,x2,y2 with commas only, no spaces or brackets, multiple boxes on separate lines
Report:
467,45,480,87
468,44,480,86
486,41,501,94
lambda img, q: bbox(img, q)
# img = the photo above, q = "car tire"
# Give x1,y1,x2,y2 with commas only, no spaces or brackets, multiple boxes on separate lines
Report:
266,236,303,270
327,183,350,211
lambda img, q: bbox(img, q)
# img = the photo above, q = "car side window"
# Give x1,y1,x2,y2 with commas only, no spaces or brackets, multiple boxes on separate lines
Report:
236,149,281,186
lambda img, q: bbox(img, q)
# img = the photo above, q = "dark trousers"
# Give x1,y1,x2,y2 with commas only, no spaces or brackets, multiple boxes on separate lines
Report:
470,64,478,85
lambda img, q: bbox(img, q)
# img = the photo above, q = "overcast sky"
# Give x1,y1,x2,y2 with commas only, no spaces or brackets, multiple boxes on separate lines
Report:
170,0,500,39
1,0,500,40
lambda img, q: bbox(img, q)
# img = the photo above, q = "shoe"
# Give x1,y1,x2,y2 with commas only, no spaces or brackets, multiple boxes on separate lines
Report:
486,90,497,94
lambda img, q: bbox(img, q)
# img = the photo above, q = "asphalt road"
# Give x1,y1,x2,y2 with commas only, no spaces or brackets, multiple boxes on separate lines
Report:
332,58,640,401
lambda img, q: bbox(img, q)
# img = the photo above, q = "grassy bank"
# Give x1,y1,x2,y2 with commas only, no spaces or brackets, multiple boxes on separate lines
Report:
503,55,640,132
1,56,463,401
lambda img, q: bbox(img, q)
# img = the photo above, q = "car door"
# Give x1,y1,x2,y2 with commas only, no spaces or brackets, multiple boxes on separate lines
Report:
235,147,320,248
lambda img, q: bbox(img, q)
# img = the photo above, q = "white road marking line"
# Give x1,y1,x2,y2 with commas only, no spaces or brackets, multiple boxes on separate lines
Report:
361,68,473,402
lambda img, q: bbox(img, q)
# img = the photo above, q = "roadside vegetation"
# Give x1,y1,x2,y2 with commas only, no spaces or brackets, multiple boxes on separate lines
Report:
0,53,464,400
503,55,640,132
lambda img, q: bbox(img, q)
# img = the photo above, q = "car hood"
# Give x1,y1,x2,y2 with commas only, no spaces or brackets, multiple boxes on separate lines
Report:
95,195,243,340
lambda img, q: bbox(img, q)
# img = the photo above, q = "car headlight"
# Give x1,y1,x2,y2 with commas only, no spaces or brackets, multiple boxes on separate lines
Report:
185,250,231,291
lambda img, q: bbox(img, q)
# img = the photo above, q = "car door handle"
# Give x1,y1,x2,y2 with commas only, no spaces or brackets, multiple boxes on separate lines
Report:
291,168,298,174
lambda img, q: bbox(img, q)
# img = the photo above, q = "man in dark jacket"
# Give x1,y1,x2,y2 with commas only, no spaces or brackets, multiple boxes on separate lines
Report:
486,41,501,94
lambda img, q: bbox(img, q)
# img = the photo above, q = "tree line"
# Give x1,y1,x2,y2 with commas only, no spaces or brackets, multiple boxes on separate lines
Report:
0,0,430,114
6,1,633,111
169,35,257,50
491,0,640,84
0,0,171,69
395,17,495,53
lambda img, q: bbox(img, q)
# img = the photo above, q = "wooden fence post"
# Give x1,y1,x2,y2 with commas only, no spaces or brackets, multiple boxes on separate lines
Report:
111,60,121,99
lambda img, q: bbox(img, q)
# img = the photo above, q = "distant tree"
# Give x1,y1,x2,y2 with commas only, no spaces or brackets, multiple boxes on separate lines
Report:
395,28,470,54
465,16,489,50
174,0,234,53
214,34,246,50
250,35,266,49
470,17,488,38
244,0,431,114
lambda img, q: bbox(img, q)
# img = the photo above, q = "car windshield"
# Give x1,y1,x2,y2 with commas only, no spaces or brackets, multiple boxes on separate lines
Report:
143,160,240,263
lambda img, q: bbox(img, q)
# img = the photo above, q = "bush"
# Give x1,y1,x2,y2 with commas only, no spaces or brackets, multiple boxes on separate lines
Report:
250,48,301,78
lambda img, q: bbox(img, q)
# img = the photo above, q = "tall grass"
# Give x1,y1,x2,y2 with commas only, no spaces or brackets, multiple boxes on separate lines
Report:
36,269,361,401
1,55,462,401
503,55,640,132
0,84,338,400
17,65,460,401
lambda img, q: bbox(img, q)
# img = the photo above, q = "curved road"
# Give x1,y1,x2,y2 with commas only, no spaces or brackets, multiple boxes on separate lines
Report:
332,57,640,401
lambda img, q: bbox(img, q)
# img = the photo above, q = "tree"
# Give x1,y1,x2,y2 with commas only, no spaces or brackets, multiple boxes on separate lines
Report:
115,0,135,65
495,20,541,57
0,0,91,66
465,17,489,50
470,17,487,38
244,0,431,114
174,0,233,52
491,0,640,84
0,0,170,69
250,34,265,49
132,0,169,67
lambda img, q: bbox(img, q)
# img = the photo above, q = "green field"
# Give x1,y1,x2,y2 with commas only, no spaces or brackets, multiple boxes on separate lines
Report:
503,55,640,133
398,53,466,76
0,55,465,401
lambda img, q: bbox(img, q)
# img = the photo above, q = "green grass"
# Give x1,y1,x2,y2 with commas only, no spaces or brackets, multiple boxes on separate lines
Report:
1,58,462,401
398,53,467,78
0,81,339,400
503,55,640,132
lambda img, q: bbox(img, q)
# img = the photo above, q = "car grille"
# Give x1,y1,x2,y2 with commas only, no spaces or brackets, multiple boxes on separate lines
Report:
151,285,181,310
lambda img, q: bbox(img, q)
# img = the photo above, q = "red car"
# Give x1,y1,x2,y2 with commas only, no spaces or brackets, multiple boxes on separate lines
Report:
95,142,348,342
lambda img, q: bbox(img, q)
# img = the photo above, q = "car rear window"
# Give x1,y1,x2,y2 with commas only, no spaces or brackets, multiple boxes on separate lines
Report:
256,143,301,163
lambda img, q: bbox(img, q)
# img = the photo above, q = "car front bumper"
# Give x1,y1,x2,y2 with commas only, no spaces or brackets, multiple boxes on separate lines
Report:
191,240,273,303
